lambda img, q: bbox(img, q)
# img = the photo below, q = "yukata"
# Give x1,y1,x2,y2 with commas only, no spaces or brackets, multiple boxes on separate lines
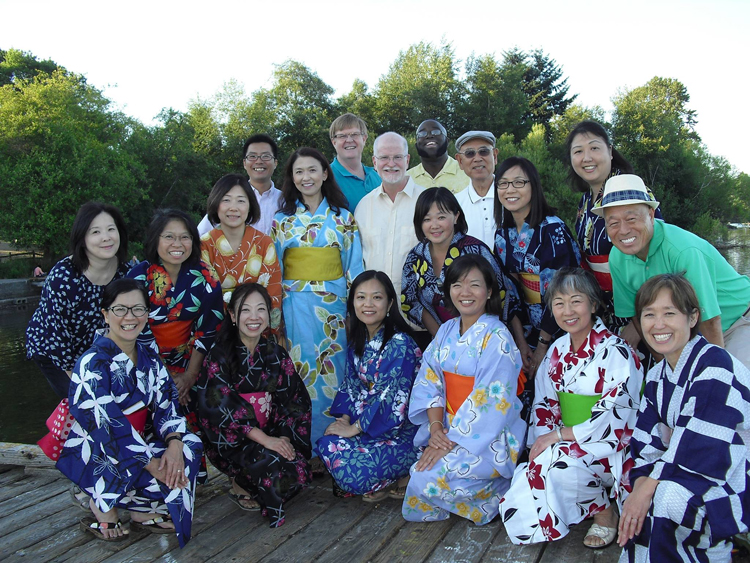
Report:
25,257,130,398
195,338,312,528
494,216,581,339
621,336,750,563
575,179,662,331
403,314,526,525
200,226,283,332
56,332,203,548
315,330,422,495
500,319,643,544
401,232,518,329
271,198,364,446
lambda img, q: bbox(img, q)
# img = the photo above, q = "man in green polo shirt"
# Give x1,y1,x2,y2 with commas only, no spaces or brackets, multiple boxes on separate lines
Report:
329,113,381,212
594,174,750,367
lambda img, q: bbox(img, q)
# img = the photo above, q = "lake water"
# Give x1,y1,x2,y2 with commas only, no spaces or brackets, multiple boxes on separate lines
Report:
2,239,749,444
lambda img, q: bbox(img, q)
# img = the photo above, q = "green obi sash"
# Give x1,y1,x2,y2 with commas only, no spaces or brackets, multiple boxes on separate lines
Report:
558,392,601,427
283,247,343,281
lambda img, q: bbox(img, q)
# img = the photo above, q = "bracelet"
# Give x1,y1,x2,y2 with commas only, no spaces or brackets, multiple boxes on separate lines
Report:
165,434,183,445
538,335,553,346
429,420,444,432
354,419,362,433
555,427,563,442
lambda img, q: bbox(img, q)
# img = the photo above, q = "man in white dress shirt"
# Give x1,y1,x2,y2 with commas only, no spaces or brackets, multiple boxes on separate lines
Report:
198,134,283,236
454,131,499,248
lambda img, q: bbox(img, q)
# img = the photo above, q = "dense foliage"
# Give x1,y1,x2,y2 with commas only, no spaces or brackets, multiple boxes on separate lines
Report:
0,44,746,257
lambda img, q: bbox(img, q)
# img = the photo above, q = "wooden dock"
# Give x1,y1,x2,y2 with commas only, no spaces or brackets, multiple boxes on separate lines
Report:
1,445,748,563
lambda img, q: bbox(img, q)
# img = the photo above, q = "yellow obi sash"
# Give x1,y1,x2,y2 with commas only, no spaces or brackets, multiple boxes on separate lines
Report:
444,371,475,416
519,273,541,304
558,392,601,427
283,247,343,281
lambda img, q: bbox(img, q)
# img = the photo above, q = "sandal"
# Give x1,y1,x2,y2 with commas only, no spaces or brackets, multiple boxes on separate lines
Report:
388,486,407,500
583,523,618,549
228,491,261,512
130,515,175,534
362,489,389,503
79,516,129,542
69,485,90,511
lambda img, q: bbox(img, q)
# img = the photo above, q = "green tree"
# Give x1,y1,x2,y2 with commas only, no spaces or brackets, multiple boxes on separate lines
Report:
0,48,61,86
0,70,147,255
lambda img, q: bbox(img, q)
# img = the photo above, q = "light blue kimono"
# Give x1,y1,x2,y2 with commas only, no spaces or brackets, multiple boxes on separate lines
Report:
271,198,364,445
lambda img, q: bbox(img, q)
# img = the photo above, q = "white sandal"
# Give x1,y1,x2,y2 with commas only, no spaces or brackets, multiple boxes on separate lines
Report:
583,523,617,549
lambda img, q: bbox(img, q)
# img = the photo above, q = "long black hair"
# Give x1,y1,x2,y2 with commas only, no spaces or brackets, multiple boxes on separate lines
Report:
211,282,276,377
70,202,129,272
493,156,556,230
443,254,505,319
565,121,633,193
347,270,412,357
279,147,349,215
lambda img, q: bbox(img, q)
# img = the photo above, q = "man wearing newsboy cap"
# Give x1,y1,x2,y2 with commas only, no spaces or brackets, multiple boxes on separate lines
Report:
595,174,750,367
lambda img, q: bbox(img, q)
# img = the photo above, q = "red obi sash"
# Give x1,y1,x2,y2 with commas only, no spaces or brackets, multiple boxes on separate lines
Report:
444,371,475,415
582,254,613,292
38,399,148,461
152,320,193,353
239,392,272,429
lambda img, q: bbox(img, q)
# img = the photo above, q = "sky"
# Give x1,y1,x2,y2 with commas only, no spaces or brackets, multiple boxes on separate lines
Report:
3,0,749,173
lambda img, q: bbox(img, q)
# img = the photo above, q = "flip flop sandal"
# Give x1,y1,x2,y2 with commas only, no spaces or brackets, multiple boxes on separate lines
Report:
362,489,389,503
79,516,129,541
583,523,618,549
388,486,407,500
69,485,90,511
228,491,261,511
130,515,175,534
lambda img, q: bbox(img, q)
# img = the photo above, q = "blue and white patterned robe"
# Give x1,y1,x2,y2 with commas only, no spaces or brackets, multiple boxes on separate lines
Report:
56,332,203,547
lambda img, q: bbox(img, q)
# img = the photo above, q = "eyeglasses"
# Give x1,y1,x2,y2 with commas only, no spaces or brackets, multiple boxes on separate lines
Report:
332,132,363,141
497,179,530,190
244,153,275,162
160,233,193,244
107,305,149,317
458,147,493,159
373,155,407,163
416,129,444,138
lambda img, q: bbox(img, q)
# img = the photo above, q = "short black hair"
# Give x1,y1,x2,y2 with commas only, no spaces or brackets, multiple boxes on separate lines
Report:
206,174,261,226
100,278,148,311
413,187,468,241
70,201,129,273
443,254,504,319
494,156,556,230
242,134,278,160
143,209,201,265
565,121,633,193
347,270,413,357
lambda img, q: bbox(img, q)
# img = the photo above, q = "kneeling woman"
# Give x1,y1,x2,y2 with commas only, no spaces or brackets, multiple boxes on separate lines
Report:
500,268,643,548
618,274,750,562
56,279,203,546
316,271,422,501
195,283,312,528
403,254,526,525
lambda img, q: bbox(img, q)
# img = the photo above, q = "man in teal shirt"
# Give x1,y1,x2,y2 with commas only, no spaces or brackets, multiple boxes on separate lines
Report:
595,174,750,367
329,113,380,212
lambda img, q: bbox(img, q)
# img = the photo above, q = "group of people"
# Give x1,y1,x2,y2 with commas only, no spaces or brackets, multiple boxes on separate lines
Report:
25,112,750,562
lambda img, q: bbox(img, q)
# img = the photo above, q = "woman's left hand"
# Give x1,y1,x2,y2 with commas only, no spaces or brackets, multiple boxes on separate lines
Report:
324,418,360,438
517,340,533,375
528,430,559,462
159,439,188,489
174,372,197,406
528,345,548,380
618,477,657,547
415,445,450,472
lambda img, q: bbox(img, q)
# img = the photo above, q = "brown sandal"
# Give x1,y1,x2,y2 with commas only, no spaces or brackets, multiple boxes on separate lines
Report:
79,516,129,541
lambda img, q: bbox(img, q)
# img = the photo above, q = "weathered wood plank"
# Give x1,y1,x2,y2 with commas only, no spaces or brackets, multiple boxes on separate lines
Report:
425,519,504,563
0,467,25,487
0,443,56,468
0,464,14,474
205,483,337,563
0,504,83,559
0,489,74,539
0,474,68,519
316,500,406,563
538,522,595,563
370,517,456,563
258,493,375,563
0,470,60,505
479,525,546,563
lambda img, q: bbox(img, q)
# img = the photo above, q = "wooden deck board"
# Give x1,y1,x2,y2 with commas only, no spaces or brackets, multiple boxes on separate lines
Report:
0,457,748,563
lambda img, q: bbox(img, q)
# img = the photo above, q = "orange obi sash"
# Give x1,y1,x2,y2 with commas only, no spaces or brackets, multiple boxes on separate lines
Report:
152,320,193,352
519,273,541,305
582,254,613,292
444,371,475,416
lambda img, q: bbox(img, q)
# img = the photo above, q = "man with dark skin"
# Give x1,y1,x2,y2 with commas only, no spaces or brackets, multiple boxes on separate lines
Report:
406,119,469,194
